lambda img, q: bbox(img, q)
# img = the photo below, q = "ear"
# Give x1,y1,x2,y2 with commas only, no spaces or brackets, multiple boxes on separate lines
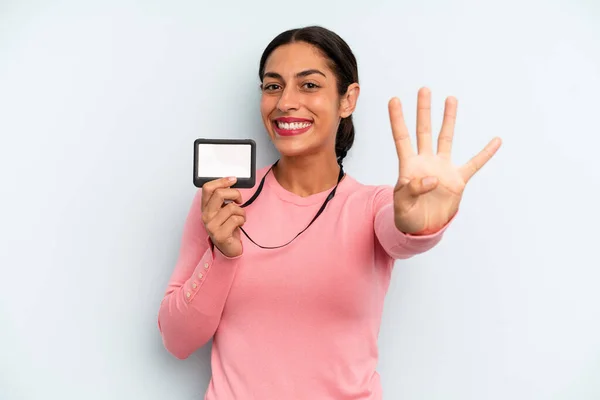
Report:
339,83,360,118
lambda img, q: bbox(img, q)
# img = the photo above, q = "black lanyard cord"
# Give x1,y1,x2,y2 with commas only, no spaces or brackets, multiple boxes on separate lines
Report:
238,160,345,250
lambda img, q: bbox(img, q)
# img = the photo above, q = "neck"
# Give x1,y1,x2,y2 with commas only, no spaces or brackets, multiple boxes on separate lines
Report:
272,153,342,197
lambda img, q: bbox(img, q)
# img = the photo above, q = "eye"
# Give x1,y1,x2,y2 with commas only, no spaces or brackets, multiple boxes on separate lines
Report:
302,82,320,90
262,83,281,92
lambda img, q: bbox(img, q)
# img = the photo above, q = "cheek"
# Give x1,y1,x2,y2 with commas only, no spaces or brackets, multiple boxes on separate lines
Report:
307,96,339,129
260,96,275,121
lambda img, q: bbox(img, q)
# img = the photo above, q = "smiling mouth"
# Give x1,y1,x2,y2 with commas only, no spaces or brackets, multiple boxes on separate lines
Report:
272,120,313,136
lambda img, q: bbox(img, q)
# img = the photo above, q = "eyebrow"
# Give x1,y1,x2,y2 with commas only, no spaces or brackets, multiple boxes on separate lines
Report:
263,69,327,80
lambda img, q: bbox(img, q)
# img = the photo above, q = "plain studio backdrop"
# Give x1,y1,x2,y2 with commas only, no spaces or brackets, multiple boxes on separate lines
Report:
1,0,599,399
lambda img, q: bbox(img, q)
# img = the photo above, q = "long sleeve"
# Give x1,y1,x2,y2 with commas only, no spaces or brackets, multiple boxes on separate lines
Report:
157,189,241,359
372,186,453,259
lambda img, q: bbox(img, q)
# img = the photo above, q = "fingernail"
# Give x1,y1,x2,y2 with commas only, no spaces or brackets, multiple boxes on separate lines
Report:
398,177,410,186
228,176,236,182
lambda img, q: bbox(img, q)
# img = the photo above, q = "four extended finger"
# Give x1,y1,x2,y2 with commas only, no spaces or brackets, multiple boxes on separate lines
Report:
388,97,414,160
416,87,433,155
459,137,502,182
438,96,457,156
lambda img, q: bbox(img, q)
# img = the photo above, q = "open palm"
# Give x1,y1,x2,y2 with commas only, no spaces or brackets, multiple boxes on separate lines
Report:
389,88,502,235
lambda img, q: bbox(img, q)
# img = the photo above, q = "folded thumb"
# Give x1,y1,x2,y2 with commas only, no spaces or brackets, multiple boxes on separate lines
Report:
408,176,438,196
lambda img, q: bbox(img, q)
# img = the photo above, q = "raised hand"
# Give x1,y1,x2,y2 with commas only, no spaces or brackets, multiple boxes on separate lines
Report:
389,87,502,235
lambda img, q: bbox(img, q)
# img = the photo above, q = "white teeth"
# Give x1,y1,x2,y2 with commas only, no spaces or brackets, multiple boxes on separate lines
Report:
276,121,312,130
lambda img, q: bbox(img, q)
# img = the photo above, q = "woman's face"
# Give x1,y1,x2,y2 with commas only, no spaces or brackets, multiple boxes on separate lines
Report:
260,41,357,159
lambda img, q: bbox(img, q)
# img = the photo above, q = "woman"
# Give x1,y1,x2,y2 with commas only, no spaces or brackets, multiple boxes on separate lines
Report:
158,26,501,399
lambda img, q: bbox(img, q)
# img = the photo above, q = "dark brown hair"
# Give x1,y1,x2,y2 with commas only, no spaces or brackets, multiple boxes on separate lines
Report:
258,26,359,165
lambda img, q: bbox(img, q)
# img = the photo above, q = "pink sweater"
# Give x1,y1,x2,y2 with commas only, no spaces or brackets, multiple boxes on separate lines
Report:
158,166,449,399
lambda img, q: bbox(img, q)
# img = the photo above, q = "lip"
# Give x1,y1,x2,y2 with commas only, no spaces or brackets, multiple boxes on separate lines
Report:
274,117,313,123
272,116,313,137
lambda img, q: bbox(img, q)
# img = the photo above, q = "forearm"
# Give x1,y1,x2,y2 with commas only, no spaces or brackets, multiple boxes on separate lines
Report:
374,203,451,259
158,239,240,359
157,189,241,359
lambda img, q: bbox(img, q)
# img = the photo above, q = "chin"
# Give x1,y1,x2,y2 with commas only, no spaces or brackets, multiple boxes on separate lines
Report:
272,139,314,158
266,124,331,159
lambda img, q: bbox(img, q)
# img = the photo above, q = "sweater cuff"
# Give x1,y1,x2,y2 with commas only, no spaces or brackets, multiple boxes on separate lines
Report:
375,204,455,258
182,236,241,307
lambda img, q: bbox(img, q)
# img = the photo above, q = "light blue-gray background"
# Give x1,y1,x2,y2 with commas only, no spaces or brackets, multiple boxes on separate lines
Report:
1,1,599,399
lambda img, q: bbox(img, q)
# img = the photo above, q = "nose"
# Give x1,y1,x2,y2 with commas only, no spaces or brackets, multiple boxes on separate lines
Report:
276,86,300,112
